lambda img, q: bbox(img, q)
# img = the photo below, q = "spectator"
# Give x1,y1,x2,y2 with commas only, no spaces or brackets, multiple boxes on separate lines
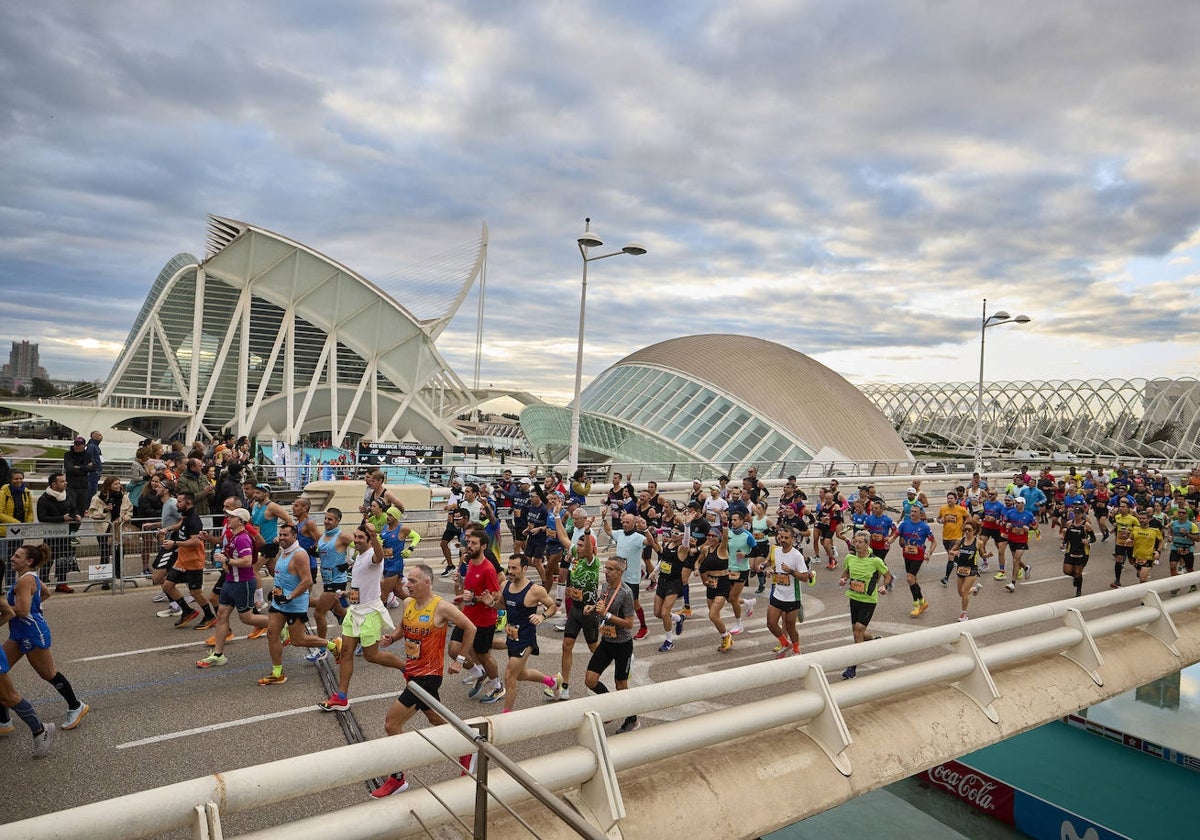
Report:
62,436,93,521
37,471,80,593
86,431,104,497
0,470,34,588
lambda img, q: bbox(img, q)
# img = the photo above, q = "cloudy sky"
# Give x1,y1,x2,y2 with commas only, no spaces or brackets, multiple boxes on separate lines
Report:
2,0,1199,405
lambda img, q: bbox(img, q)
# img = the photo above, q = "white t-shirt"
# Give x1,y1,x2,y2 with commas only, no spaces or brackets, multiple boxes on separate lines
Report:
770,545,808,604
350,546,384,605
704,496,728,523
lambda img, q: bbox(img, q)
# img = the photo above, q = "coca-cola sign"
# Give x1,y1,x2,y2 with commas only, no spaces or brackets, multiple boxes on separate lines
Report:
922,760,1015,824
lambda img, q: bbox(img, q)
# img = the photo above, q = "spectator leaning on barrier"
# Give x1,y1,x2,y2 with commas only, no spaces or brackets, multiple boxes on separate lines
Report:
37,472,80,593
0,470,35,587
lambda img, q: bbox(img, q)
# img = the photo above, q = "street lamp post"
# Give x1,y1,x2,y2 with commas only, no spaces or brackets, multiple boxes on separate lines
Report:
570,218,646,476
974,298,1031,474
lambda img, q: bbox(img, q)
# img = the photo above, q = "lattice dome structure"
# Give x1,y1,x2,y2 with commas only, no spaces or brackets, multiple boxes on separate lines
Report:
860,378,1200,461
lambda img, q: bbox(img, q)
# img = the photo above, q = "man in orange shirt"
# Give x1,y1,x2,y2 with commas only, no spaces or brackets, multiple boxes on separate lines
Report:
937,491,973,584
370,563,476,798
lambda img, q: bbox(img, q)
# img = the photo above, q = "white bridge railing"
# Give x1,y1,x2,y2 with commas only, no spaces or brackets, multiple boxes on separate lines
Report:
7,573,1200,840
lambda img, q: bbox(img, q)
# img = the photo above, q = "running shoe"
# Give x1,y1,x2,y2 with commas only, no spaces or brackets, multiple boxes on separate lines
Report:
385,595,400,609
32,723,55,757
633,626,648,640
914,599,929,617
980,561,989,572
371,774,409,798
729,623,743,635
826,560,837,570
647,578,656,592
958,612,969,622
174,609,201,628
195,617,218,631
543,672,563,700
755,583,765,594
480,685,506,704
305,648,328,663
54,584,74,594
1023,566,1033,580
257,673,288,686
674,614,684,636
331,637,344,662
971,583,983,595
152,591,169,602
718,634,733,653
354,644,364,657
616,717,640,734
1016,567,1026,581
744,598,755,618
772,640,787,654
1101,532,1109,542
676,606,693,617
1109,581,1121,589
247,625,269,640
993,571,1006,581
318,693,349,712
205,632,235,646
553,620,566,632
775,645,793,660
841,666,857,680
462,665,485,684
62,703,89,730
0,720,14,736
909,601,922,618
280,629,291,647
807,570,816,587
440,567,453,577
468,676,487,699
559,686,571,700
939,577,948,586
657,639,674,652
196,653,228,669
157,605,182,618
1005,581,1016,593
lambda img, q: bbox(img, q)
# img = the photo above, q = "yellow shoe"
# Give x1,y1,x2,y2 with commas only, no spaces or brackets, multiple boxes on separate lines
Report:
718,634,733,653
257,672,287,686
916,599,929,616
909,601,922,618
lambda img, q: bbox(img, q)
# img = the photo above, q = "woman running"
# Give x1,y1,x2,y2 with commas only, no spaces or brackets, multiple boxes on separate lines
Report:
949,522,988,621
1060,504,1096,598
698,527,733,653
0,543,88,734
651,526,687,652
0,596,54,756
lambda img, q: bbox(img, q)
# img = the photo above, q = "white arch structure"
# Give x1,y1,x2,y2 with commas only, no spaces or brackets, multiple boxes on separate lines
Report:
861,378,1200,461
97,216,492,443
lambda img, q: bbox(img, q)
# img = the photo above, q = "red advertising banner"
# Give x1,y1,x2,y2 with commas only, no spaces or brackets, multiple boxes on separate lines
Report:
921,759,1016,825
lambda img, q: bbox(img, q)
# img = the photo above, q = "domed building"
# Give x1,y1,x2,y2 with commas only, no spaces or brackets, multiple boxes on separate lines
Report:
520,334,911,476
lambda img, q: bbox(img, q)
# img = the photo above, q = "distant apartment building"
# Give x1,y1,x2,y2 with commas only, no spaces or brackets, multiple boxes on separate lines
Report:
0,341,48,391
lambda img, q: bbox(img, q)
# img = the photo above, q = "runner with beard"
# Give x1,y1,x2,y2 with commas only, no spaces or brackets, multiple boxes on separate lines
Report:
454,531,504,702
546,511,601,700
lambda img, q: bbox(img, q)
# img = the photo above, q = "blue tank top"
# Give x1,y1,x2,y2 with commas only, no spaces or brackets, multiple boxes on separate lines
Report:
296,516,318,567
252,502,279,544
502,579,537,643
272,546,309,612
317,527,348,585
380,523,405,571
8,571,50,643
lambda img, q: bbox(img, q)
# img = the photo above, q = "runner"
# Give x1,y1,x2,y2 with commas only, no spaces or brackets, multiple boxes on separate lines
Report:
1110,498,1138,589
896,505,935,617
838,531,893,679
454,531,504,703
546,514,601,700
1129,508,1163,584
698,527,733,652
196,508,270,668
650,526,687,652
318,523,402,708
863,499,897,562
949,522,986,621
582,556,639,733
765,525,810,659
0,595,54,756
1002,497,1036,593
725,512,758,635
370,563,476,798
0,543,88,733
979,489,1007,578
1059,503,1096,598
497,554,558,711
380,506,420,609
611,512,652,640
250,483,293,575
259,524,341,686
160,492,218,629
1168,504,1198,588
937,491,972,584
310,509,349,647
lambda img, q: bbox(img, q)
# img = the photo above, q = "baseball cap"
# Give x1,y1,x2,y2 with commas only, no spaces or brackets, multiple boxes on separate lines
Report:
73,436,85,445
906,487,917,494
1014,497,1027,504
229,507,251,522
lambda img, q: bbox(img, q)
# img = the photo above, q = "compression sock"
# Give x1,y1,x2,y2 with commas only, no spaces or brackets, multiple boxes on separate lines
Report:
590,681,609,695
49,672,80,709
1114,563,1123,584
11,699,42,734
1074,574,1083,596
909,583,921,600
0,705,9,724
682,589,691,607
201,604,216,621
635,606,646,629
945,561,955,579
174,597,191,613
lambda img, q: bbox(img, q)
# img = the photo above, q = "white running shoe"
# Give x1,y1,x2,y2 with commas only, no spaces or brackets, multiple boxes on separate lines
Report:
971,583,982,595
1005,581,1016,593
152,591,169,603
62,703,89,730
157,605,182,618
32,723,55,758
743,598,755,618
958,612,969,622
729,623,744,635
461,665,484,684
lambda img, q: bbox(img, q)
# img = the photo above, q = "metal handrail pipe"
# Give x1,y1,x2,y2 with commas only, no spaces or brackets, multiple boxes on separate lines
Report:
977,627,1085,670
829,652,979,708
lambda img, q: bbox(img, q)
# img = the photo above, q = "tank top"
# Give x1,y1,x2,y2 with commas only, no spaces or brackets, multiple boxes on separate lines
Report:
296,516,318,566
251,502,279,545
503,579,537,642
317,527,348,585
402,596,446,678
272,544,309,612
955,539,979,568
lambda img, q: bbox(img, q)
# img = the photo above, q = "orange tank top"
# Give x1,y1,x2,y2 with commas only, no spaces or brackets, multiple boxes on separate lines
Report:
402,595,446,678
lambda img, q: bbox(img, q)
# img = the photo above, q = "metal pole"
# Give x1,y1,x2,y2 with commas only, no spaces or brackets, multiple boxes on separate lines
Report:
403,680,607,840
974,298,987,476
472,721,489,840
569,247,588,478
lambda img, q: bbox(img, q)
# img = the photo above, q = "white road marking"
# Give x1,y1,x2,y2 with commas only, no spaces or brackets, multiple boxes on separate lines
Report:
74,638,241,662
115,690,399,749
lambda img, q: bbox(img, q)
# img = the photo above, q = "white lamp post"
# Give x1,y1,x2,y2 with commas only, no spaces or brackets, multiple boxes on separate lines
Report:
570,218,646,475
974,298,1031,474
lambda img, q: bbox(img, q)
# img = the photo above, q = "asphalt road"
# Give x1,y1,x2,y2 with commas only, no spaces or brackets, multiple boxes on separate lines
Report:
0,529,1160,834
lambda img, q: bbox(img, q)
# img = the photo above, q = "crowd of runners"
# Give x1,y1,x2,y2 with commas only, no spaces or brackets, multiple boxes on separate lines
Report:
2,450,1198,790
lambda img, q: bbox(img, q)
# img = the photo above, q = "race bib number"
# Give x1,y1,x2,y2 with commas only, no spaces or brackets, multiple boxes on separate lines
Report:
849,579,867,594
773,573,792,585
567,586,583,601
506,624,520,640
404,639,421,660
659,561,672,575
902,544,919,558
956,565,973,577
599,624,617,639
